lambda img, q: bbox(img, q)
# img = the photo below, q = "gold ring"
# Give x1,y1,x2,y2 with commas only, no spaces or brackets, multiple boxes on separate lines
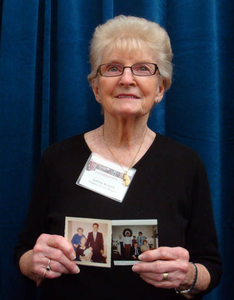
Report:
163,272,169,280
43,268,47,279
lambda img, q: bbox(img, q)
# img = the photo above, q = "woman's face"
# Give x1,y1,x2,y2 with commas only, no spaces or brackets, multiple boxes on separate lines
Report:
78,229,83,236
92,46,164,120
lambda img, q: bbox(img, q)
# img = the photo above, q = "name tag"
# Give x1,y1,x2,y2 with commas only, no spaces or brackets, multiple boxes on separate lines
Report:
76,153,136,202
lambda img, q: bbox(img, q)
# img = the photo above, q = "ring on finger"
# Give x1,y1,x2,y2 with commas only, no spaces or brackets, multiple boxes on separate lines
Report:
46,259,51,271
44,259,51,279
163,272,169,280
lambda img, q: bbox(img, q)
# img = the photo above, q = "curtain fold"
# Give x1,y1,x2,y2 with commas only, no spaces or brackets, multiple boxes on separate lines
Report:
0,1,233,299
0,1,43,298
40,0,51,153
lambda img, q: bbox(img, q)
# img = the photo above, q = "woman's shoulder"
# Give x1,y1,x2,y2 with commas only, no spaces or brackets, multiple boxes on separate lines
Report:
153,133,206,170
156,133,200,157
43,133,88,158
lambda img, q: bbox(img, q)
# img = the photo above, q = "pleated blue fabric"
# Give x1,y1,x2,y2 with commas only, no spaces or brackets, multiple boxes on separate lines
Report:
0,1,233,299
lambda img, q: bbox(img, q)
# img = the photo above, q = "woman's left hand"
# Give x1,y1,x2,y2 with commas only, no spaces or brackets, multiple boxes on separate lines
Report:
132,246,190,289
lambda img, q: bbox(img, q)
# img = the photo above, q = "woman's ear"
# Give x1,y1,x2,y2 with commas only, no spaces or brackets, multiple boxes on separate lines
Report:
155,77,165,104
92,78,101,103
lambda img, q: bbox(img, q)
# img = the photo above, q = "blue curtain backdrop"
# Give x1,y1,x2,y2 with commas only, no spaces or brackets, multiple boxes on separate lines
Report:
0,0,233,299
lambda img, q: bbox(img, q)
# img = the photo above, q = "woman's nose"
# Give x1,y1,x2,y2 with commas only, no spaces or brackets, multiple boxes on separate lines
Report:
119,67,136,86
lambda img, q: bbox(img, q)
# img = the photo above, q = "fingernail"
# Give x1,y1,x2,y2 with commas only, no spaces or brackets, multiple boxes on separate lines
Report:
138,253,145,260
70,253,76,260
132,265,139,272
74,265,80,274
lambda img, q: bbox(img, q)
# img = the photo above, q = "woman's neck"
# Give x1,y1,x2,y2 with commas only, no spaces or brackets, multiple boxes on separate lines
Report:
102,113,149,149
84,117,156,167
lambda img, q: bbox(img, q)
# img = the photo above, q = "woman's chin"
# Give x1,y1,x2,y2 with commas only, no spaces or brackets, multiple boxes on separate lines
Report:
108,106,145,118
115,111,143,119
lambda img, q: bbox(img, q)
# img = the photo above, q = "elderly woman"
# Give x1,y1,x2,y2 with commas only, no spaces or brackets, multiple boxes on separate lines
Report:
71,227,85,252
14,15,222,299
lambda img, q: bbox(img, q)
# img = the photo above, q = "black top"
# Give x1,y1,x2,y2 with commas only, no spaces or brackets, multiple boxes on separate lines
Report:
14,133,222,299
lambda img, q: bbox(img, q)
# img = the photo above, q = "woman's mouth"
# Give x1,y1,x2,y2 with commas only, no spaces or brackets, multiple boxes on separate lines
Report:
116,94,140,99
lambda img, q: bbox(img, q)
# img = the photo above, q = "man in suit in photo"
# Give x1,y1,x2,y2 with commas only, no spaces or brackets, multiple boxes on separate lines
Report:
86,223,104,263
131,242,141,260
136,232,146,247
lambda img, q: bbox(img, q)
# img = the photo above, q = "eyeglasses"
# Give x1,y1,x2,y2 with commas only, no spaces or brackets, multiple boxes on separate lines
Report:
97,63,159,77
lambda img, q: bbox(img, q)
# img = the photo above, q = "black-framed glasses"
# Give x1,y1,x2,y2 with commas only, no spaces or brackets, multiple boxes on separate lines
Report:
97,62,159,77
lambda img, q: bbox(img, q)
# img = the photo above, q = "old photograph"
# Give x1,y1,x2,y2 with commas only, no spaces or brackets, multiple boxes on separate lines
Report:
65,217,112,268
112,219,158,265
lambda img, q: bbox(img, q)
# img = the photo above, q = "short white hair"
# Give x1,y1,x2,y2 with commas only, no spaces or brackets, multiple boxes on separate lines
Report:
88,15,173,90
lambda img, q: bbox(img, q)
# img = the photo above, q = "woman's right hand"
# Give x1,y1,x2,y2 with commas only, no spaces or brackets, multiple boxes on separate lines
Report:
19,234,80,287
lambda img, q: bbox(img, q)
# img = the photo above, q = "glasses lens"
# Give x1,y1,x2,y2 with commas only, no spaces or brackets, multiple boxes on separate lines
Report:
100,64,123,76
98,63,157,77
132,63,156,76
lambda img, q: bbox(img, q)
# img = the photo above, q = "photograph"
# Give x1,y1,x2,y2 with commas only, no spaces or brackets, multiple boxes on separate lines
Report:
65,217,112,268
112,219,158,265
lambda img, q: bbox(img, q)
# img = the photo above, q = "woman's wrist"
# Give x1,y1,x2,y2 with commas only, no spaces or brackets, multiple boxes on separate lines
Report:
175,263,211,298
175,262,198,295
19,250,41,283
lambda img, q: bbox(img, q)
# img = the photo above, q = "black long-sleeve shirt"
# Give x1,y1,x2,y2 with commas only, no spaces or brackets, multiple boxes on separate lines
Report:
14,133,222,299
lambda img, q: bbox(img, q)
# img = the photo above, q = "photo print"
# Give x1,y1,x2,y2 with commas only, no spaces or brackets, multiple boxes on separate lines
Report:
112,219,158,265
65,217,112,268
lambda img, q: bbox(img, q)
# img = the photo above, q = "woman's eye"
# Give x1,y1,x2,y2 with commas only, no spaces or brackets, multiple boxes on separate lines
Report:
139,65,149,71
109,66,118,72
106,65,122,72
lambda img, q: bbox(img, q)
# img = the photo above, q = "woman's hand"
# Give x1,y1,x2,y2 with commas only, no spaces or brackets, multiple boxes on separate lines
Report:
132,247,190,290
19,234,80,287
132,247,211,298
